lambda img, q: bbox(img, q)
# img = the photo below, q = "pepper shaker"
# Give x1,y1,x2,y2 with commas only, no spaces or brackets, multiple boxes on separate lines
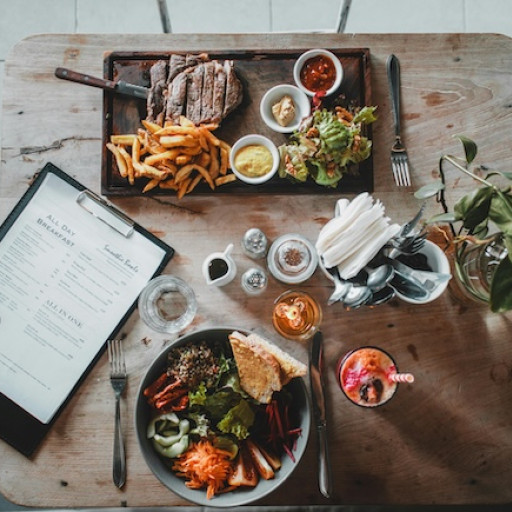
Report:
241,267,268,295
241,228,268,259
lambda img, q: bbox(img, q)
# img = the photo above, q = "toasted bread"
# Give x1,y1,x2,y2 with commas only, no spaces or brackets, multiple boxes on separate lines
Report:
247,333,307,385
228,331,307,403
229,331,281,404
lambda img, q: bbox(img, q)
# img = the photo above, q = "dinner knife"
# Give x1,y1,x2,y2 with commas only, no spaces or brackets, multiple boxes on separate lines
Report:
309,331,333,499
54,67,148,99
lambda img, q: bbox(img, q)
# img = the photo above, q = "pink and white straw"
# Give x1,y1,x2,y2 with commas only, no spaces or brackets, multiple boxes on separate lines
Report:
388,373,415,383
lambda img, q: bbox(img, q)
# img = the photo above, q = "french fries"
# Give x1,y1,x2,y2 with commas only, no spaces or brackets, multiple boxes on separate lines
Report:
107,115,236,198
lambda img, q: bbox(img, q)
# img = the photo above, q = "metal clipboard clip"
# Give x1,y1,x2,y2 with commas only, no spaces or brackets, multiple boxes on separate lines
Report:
76,190,134,237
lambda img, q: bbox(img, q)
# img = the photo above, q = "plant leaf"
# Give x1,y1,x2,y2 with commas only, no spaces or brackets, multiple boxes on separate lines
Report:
455,135,478,164
504,234,512,261
490,256,512,313
414,181,444,200
454,186,494,232
489,191,512,237
485,171,512,181
472,220,489,239
427,212,457,224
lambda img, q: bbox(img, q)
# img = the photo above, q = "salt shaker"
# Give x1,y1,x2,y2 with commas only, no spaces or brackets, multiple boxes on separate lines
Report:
241,267,268,295
241,228,268,259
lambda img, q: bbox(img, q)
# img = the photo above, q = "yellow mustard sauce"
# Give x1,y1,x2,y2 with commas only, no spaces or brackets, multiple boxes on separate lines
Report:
234,144,273,177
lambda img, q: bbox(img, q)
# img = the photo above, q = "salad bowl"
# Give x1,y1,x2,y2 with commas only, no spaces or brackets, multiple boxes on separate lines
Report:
135,327,311,507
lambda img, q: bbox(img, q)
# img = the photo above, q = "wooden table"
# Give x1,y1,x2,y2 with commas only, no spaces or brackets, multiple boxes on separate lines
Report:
1,33,512,509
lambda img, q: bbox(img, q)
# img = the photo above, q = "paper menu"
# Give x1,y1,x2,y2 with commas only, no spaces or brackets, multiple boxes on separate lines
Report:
0,164,173,427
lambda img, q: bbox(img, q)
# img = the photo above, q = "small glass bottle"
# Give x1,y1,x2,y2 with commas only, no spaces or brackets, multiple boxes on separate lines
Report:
241,267,268,295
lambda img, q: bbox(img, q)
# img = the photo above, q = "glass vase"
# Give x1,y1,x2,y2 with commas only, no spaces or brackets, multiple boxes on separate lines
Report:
453,233,508,303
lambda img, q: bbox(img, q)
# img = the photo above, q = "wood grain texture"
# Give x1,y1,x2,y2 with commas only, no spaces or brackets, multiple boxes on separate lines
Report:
1,33,512,508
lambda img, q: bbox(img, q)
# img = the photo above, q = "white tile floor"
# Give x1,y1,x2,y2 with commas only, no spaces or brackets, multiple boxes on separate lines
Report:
1,0,511,136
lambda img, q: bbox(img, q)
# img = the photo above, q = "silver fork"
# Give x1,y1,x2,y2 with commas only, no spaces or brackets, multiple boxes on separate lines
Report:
107,339,127,489
387,54,411,186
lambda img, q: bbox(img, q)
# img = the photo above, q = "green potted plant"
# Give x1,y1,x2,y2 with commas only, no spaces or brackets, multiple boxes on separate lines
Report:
415,135,512,312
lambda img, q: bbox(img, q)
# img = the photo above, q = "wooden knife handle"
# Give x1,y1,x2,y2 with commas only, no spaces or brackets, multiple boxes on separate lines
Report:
54,67,116,91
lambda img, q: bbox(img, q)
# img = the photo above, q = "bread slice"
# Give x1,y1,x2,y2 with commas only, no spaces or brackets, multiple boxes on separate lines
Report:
247,333,307,385
229,332,282,404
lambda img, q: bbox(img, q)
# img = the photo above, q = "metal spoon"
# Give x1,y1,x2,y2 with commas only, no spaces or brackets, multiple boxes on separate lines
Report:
327,269,352,305
390,272,430,301
365,264,395,292
342,285,372,309
327,276,352,305
366,285,396,306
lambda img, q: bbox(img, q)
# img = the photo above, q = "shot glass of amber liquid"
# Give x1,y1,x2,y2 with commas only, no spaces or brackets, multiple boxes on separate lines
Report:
272,290,322,341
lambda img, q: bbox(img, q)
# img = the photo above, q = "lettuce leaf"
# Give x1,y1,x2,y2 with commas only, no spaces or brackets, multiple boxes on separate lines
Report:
204,389,240,420
353,106,377,124
188,381,208,407
278,106,376,187
217,399,255,440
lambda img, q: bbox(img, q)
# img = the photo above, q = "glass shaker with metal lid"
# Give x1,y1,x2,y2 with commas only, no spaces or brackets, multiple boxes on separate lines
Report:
241,228,268,259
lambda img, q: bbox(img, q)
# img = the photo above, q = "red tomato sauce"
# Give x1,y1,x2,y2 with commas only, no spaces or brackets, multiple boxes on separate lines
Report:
299,55,337,93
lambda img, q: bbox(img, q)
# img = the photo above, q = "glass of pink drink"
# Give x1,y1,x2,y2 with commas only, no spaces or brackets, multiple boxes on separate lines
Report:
337,346,412,407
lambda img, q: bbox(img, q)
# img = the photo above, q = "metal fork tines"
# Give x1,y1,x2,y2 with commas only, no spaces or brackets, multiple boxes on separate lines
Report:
387,54,411,187
391,137,411,186
107,339,127,489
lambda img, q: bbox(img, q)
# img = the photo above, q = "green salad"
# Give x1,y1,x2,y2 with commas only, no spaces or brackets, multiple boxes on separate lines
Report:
278,106,377,188
143,338,301,464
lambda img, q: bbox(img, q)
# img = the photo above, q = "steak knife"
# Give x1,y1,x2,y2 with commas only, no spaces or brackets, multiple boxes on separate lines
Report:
54,67,148,99
309,331,333,499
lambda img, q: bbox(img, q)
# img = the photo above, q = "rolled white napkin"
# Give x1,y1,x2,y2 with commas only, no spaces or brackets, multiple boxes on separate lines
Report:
316,193,400,279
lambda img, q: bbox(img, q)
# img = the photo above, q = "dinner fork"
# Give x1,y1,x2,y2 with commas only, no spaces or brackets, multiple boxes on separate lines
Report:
387,54,411,186
107,339,127,489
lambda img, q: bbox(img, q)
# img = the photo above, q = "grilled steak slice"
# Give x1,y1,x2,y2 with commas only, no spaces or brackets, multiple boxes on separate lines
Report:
165,70,188,124
211,60,226,124
168,54,187,82
186,52,209,67
147,60,168,125
223,60,243,118
199,61,215,124
186,64,205,125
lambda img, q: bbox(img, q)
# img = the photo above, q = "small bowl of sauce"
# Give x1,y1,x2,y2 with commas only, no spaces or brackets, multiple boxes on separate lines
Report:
230,134,280,185
293,48,343,97
260,84,311,133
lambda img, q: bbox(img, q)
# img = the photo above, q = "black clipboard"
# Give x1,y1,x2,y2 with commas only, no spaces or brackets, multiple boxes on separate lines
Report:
0,162,174,457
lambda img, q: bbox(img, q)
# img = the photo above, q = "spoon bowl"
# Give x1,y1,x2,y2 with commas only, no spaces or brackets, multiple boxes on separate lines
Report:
366,285,395,306
342,285,372,309
365,264,395,291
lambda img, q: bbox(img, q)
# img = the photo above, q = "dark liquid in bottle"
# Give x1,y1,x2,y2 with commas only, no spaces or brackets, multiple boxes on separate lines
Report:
208,258,228,280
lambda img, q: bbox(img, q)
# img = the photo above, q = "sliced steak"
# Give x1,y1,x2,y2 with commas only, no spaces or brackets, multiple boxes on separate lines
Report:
199,61,215,124
148,53,242,126
165,70,188,124
211,60,226,124
168,54,187,82
186,64,205,125
223,60,243,118
186,52,209,67
146,60,168,125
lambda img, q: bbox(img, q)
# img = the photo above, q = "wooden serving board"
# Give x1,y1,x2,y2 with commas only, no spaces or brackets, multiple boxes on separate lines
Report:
101,48,373,196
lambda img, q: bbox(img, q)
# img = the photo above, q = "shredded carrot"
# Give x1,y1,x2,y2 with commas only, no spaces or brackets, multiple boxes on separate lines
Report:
172,439,234,499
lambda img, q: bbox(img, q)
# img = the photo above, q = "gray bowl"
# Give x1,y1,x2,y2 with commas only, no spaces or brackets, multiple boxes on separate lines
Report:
135,326,311,507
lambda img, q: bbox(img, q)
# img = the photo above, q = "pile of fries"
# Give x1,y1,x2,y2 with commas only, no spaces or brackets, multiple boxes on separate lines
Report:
107,116,236,198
